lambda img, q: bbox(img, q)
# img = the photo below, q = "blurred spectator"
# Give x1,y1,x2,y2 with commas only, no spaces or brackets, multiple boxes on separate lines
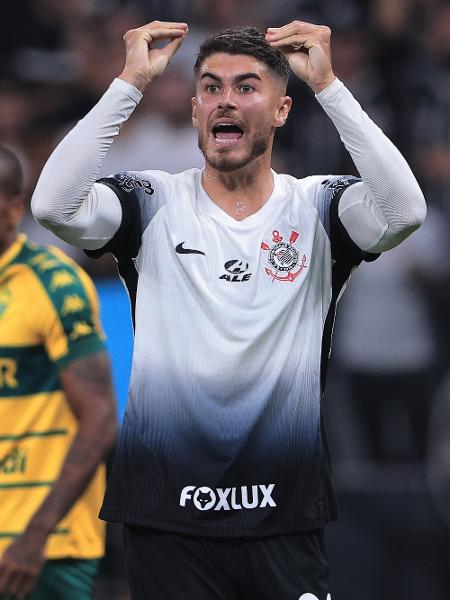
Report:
427,372,450,531
334,208,448,462
399,3,450,217
100,67,203,176
0,84,30,146
278,21,392,177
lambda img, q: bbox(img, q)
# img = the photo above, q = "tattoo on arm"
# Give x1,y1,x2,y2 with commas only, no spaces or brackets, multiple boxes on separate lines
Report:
25,350,117,537
62,351,115,395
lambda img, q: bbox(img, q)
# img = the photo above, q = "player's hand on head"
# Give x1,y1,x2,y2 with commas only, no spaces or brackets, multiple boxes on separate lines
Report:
119,20,188,92
266,21,336,94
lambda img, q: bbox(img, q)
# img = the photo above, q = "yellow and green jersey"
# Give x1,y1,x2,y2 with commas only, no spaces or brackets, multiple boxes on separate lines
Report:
0,234,106,559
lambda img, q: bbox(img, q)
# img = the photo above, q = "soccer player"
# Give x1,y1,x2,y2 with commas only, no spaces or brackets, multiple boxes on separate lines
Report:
0,145,118,600
31,20,426,600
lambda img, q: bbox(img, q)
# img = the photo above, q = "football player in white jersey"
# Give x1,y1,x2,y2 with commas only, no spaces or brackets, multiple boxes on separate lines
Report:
32,20,426,600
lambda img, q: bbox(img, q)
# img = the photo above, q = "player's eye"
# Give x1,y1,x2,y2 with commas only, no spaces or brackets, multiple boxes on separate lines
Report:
205,84,219,93
239,84,254,93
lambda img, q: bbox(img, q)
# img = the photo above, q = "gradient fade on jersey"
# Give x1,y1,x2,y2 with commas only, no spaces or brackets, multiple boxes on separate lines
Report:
91,169,374,537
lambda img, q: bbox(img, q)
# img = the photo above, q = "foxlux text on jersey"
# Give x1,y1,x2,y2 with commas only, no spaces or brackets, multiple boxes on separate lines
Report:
179,484,276,511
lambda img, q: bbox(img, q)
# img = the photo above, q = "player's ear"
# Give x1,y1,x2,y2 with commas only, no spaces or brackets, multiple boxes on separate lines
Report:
10,194,26,227
273,95,292,128
191,97,198,128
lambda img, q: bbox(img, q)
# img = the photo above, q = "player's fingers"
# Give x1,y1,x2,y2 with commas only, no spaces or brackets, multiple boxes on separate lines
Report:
160,33,187,61
20,570,38,598
138,20,188,31
0,561,12,592
137,21,188,40
0,565,20,596
125,27,186,44
268,33,316,51
267,21,329,41
8,562,40,598
7,569,26,596
123,24,187,51
145,27,187,40
267,20,324,34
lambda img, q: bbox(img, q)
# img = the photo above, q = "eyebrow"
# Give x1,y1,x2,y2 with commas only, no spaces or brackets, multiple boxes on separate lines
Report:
200,72,263,84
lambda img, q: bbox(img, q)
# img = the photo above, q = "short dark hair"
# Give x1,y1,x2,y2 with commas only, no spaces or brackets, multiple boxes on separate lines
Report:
194,27,290,89
0,145,23,198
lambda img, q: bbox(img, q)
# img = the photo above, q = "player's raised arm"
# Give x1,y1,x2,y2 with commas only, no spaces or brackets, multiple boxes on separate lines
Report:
266,21,426,253
31,21,188,251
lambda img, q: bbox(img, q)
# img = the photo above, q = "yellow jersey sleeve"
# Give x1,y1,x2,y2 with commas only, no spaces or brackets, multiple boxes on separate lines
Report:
28,247,105,367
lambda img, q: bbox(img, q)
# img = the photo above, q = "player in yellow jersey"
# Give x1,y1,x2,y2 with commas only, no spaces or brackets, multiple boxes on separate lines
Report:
0,145,118,600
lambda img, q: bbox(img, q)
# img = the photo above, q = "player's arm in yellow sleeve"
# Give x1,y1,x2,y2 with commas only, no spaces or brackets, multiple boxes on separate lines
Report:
0,258,118,599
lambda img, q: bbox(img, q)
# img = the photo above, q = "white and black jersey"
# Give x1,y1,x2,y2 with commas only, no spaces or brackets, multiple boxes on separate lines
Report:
31,76,426,537
89,168,376,537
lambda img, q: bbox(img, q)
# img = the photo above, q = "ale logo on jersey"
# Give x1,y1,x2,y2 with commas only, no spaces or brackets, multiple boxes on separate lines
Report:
180,484,276,511
219,259,252,282
261,229,307,282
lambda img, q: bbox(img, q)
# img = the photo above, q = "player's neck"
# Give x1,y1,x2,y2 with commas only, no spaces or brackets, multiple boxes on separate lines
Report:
202,158,274,221
0,230,18,258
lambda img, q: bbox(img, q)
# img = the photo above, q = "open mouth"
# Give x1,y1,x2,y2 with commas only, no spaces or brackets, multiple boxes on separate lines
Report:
212,123,244,143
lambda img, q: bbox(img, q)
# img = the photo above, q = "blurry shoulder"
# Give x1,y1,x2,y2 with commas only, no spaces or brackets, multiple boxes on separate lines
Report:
100,168,202,198
278,172,361,204
19,238,96,303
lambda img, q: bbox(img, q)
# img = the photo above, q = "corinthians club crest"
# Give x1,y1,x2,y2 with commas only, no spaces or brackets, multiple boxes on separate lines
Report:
261,229,308,282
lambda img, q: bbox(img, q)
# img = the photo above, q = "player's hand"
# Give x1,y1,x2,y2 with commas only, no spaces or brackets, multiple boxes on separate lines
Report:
119,20,188,92
266,21,336,94
0,531,46,598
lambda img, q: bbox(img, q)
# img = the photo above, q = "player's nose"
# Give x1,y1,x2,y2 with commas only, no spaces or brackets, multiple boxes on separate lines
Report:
218,86,237,110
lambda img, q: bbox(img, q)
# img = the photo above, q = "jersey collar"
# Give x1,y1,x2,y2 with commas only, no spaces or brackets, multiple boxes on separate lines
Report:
196,169,286,229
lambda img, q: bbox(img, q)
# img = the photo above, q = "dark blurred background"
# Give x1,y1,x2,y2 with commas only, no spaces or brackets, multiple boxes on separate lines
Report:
2,1,449,598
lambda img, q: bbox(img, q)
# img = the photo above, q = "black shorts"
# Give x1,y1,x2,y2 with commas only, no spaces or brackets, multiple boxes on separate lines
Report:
123,525,330,600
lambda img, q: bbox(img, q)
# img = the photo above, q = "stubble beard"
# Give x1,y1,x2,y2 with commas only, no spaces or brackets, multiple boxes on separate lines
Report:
197,127,272,173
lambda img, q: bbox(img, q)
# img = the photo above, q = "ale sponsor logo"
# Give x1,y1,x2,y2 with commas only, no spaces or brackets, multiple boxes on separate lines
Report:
219,259,252,282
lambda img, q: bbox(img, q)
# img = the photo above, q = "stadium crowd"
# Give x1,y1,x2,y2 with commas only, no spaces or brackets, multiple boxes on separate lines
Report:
0,1,449,599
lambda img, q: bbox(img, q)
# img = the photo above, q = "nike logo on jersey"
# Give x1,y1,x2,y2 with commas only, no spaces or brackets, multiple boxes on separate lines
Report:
175,242,205,256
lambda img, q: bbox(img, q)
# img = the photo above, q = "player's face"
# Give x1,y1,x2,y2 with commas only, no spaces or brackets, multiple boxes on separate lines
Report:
192,53,291,172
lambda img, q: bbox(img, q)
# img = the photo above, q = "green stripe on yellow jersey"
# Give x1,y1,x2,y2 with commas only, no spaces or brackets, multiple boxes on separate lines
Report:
0,234,106,559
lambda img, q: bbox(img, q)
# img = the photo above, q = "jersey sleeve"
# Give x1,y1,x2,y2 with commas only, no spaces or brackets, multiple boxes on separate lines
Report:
85,171,167,260
31,251,106,368
315,175,380,267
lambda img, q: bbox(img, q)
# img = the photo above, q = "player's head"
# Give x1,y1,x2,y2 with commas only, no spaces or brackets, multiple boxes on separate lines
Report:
0,145,25,254
194,27,290,91
192,27,292,172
